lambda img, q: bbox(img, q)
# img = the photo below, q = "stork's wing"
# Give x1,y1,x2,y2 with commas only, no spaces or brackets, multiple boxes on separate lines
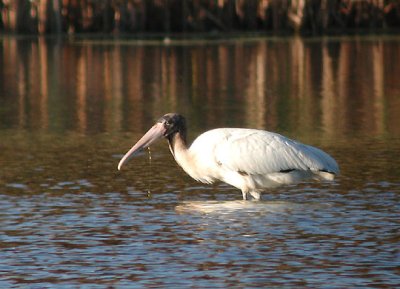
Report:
204,128,339,175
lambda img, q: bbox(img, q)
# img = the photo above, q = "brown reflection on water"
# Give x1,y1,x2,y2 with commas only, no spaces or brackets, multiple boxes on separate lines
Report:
1,36,400,139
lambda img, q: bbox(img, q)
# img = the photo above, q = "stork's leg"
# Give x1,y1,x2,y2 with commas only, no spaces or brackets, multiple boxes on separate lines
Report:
249,191,261,201
242,190,261,200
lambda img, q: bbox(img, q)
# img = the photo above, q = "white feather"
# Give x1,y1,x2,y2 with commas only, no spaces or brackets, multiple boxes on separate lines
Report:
176,128,339,199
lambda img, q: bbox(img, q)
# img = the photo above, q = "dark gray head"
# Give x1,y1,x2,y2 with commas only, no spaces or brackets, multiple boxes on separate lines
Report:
157,113,186,139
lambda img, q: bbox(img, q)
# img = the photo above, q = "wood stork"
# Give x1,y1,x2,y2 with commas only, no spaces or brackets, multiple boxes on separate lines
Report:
118,113,339,200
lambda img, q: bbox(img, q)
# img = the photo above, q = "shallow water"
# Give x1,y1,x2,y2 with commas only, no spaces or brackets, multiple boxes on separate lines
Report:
0,36,399,288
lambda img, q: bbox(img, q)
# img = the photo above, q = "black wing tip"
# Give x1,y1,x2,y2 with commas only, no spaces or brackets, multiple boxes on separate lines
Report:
279,169,296,173
279,168,338,175
319,168,337,175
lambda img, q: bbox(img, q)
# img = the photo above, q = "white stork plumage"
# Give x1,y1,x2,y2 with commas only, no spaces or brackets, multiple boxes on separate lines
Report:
118,113,339,200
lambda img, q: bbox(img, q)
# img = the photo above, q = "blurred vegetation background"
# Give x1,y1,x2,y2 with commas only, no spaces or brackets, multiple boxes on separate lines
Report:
1,0,399,35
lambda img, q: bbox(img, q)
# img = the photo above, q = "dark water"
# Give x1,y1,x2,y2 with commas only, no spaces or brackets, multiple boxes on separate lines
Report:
0,36,399,288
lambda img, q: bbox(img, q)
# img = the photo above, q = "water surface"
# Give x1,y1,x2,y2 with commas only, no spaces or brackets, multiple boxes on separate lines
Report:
0,36,399,288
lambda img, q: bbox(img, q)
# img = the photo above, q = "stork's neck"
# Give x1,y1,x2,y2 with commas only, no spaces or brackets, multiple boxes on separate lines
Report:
166,129,208,183
167,131,188,158
167,130,199,179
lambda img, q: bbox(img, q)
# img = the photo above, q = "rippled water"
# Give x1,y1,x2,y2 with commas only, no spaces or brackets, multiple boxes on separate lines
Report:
0,36,399,288
1,180,399,288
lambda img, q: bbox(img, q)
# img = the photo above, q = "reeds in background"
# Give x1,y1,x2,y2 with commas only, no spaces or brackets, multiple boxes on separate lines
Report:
1,0,399,35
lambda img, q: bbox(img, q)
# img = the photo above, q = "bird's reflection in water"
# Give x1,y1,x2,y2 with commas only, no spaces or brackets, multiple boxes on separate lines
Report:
175,200,306,215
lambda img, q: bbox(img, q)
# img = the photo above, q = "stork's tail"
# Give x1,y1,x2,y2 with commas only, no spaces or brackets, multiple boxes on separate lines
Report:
314,170,337,181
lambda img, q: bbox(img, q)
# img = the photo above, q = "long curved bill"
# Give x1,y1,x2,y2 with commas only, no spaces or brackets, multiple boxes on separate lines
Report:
117,122,166,170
